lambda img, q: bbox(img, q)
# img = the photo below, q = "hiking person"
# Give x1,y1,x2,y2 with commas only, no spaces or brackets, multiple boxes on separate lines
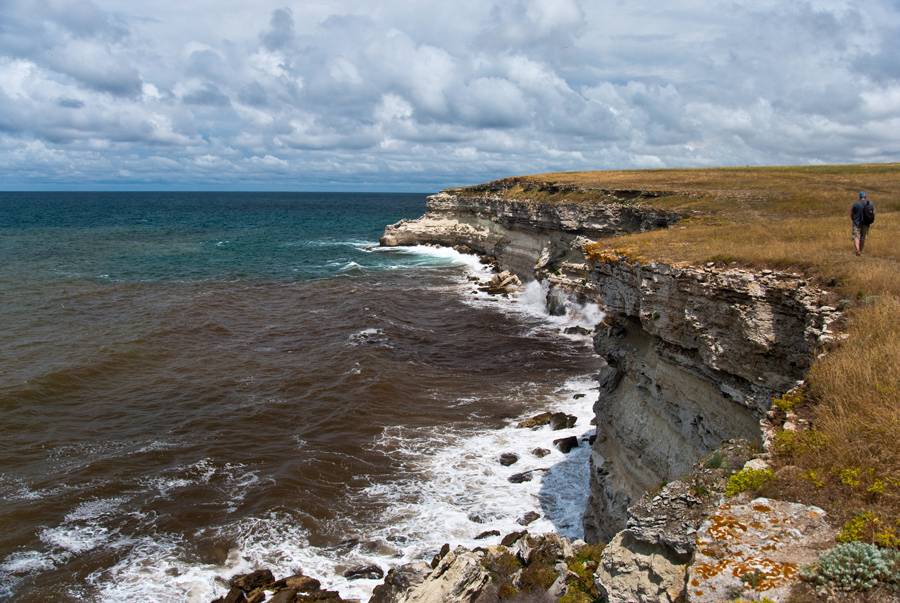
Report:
851,191,874,255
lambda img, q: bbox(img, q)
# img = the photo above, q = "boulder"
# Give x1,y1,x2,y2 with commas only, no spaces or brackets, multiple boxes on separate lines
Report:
517,412,553,428
369,563,432,603
553,436,579,453
431,543,450,569
687,498,835,603
500,531,527,547
549,412,577,431
517,511,541,526
498,453,519,466
281,575,321,592
216,587,248,603
595,532,688,603
268,589,297,603
232,569,275,592
508,471,533,483
401,547,491,603
246,588,265,603
474,530,501,540
532,448,550,458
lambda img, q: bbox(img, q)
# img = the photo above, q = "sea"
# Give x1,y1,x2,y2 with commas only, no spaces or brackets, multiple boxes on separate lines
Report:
0,192,604,603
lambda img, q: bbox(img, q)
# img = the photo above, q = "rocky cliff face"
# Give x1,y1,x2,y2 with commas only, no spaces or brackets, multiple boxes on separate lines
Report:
381,190,680,278
381,188,839,546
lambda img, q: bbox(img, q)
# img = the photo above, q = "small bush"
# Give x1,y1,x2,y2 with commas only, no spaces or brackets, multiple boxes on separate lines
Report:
773,390,803,413
725,468,775,497
705,451,725,469
498,582,518,599
517,561,559,592
800,542,900,590
562,544,603,603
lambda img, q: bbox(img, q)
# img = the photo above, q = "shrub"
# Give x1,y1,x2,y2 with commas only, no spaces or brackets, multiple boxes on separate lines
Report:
773,390,803,413
799,542,900,590
518,561,559,592
725,468,775,497
837,512,877,543
705,451,725,469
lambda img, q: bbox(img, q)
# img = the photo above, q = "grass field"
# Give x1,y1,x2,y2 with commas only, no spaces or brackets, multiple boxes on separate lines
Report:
465,163,900,549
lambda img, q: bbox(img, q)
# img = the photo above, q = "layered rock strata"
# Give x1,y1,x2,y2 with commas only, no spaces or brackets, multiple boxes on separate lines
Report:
580,257,839,542
381,189,680,278
380,186,841,601
382,187,838,542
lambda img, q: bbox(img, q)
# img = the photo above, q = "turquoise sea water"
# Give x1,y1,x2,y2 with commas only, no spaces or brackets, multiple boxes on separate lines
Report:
0,192,602,603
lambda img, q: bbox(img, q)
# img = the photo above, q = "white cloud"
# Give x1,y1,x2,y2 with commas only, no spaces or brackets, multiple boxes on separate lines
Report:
0,0,897,190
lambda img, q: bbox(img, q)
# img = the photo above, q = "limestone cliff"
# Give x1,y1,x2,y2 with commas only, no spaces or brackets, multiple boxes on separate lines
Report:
381,186,840,545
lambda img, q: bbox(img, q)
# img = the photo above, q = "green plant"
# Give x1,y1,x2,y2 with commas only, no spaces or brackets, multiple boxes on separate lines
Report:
498,582,518,599
561,544,604,603
838,512,877,543
771,429,824,457
740,568,767,588
518,560,559,591
799,542,900,590
773,390,803,413
705,451,725,469
725,468,775,497
651,311,661,320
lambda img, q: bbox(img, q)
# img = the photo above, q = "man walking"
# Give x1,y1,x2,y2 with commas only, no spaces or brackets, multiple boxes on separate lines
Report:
851,191,873,256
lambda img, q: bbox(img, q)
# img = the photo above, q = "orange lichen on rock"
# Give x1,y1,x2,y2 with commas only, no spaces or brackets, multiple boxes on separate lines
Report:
688,498,834,603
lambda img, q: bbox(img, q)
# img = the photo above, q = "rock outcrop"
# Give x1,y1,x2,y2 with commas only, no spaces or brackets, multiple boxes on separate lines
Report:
379,183,843,602
582,258,839,541
381,189,680,278
382,186,838,539
688,497,834,602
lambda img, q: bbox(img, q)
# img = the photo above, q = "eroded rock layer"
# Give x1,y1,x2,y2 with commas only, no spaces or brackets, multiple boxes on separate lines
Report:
381,187,839,545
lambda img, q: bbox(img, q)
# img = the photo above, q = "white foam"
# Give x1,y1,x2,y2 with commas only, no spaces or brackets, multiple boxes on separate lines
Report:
0,550,56,574
466,279,604,339
40,523,111,555
376,245,492,272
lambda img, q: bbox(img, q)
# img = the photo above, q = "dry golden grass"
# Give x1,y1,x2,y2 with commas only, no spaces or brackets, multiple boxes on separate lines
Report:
777,296,900,546
472,163,900,546
589,213,900,297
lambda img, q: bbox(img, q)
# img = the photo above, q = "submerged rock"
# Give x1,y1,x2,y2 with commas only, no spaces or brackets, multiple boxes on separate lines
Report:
343,565,384,580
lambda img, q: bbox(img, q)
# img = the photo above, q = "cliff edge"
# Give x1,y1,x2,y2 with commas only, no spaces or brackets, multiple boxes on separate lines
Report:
378,177,846,601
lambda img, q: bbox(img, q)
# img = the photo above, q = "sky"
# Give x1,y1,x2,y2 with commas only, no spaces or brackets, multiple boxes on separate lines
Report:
0,0,898,191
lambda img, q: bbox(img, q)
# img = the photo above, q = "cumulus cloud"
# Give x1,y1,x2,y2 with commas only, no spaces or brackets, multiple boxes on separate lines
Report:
0,0,897,190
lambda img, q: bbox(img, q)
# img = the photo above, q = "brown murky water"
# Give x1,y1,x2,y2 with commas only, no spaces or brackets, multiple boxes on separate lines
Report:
0,193,602,602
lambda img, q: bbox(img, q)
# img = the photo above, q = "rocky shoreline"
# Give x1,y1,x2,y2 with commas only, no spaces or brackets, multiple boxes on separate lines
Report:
379,185,840,601
211,183,845,603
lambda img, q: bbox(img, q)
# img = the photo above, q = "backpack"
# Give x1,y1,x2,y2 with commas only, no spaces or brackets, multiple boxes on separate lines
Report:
862,200,875,226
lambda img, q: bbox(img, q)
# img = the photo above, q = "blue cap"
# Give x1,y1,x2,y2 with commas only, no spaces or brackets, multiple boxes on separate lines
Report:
860,191,867,198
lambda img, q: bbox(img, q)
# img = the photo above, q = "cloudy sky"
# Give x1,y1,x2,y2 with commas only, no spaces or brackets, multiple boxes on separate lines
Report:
1,0,898,191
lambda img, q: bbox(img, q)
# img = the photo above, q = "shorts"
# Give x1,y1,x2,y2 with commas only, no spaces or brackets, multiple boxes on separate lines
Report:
852,224,869,242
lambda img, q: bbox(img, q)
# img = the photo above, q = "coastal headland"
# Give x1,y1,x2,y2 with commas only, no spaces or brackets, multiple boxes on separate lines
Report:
214,165,900,603
378,164,900,602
